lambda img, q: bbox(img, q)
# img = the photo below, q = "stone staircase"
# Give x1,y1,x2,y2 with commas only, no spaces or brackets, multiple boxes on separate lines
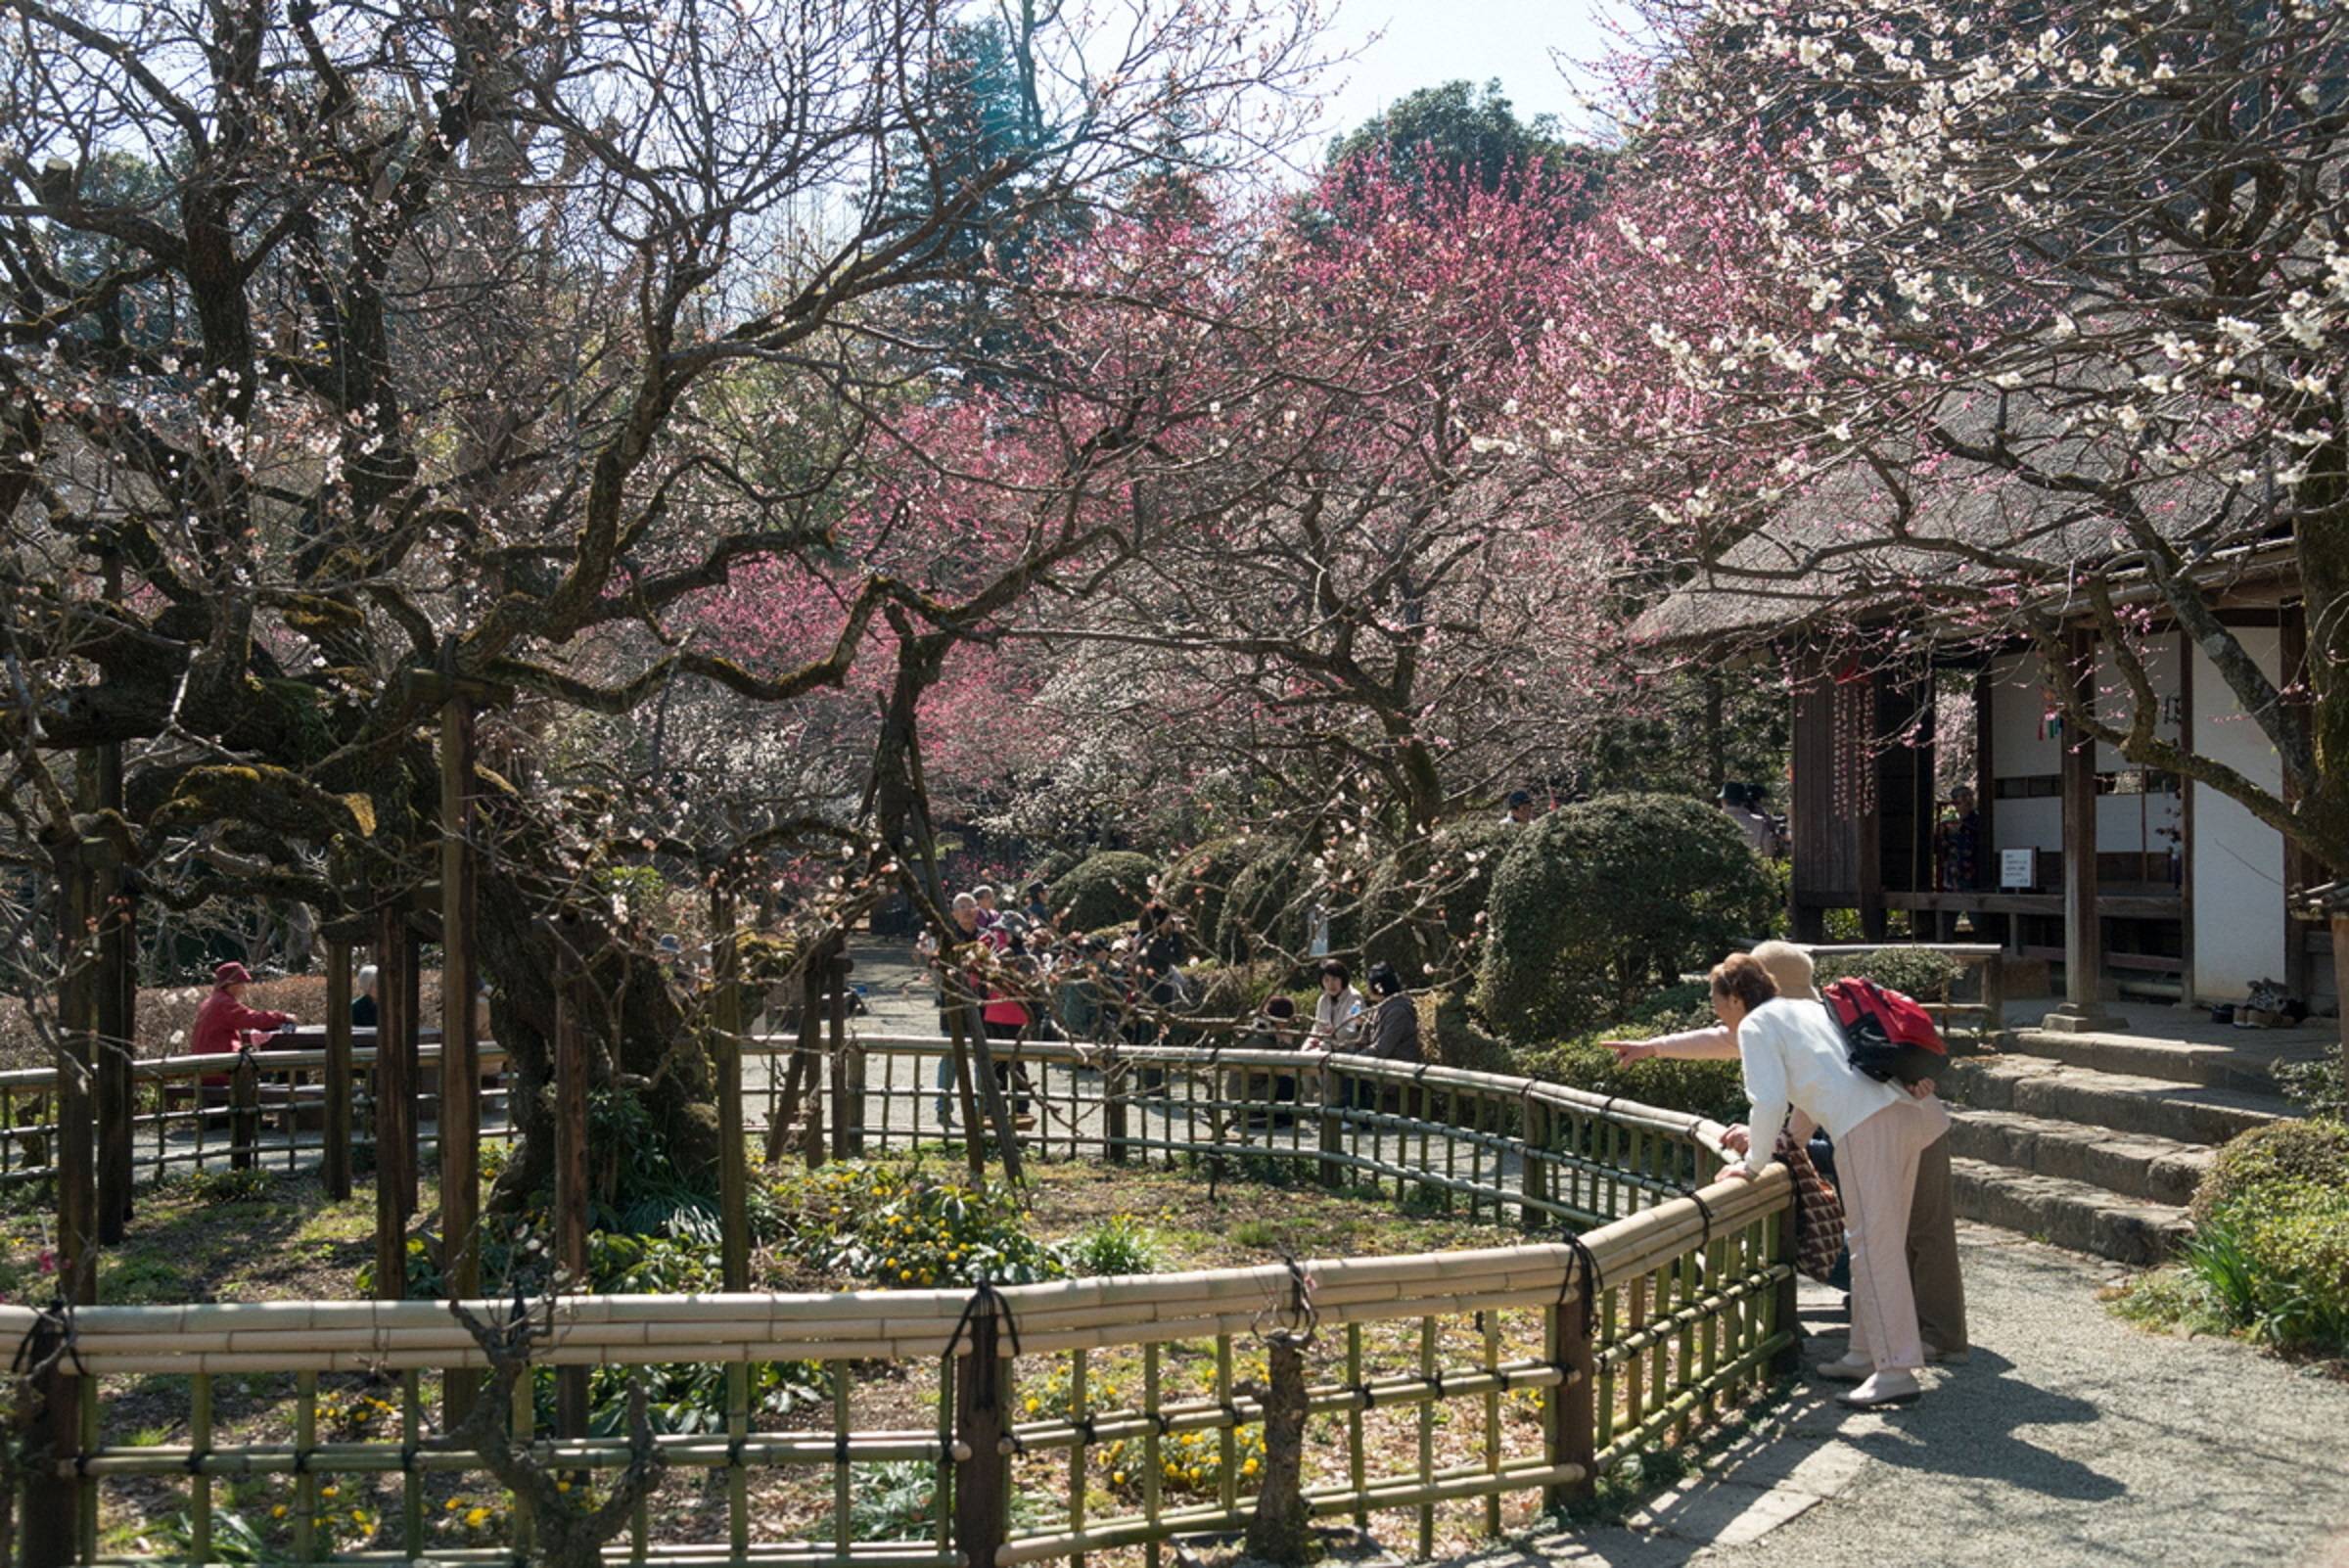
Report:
1938,1019,2314,1268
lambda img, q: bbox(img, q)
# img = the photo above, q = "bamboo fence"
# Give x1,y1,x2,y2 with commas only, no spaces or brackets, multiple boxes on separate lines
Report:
0,1031,1797,1568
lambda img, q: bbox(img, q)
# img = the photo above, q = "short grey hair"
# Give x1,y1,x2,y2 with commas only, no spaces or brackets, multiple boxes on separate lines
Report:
356,964,379,994
951,893,978,911
972,884,996,900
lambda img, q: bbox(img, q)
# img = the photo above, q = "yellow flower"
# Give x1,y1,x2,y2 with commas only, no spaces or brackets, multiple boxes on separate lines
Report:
271,1505,289,1520
464,1507,490,1529
556,1481,572,1494
1025,1397,1039,1414
1112,1471,1127,1485
445,1500,462,1513
321,1486,340,1499
1243,1457,1260,1476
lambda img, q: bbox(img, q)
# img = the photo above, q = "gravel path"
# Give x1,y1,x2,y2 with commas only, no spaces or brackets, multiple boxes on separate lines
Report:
1456,1223,2349,1568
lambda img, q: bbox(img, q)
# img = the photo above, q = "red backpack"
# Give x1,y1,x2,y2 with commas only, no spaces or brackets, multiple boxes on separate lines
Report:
1822,977,1947,1085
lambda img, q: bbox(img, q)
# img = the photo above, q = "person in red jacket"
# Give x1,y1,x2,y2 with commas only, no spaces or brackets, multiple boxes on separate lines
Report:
191,962,296,1088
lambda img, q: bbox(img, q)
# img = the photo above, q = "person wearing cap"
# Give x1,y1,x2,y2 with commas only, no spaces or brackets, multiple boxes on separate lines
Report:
1706,952,1947,1408
1603,940,1967,1372
1499,789,1538,826
192,962,298,1088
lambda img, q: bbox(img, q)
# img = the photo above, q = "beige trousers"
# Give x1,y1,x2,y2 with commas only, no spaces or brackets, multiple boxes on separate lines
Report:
1840,1097,1952,1374
1909,1131,1968,1355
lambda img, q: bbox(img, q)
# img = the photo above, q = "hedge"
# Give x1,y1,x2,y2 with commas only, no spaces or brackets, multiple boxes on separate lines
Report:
1476,793,1776,1043
2190,1119,2349,1225
1052,851,1159,934
1812,946,1964,1002
1360,818,1514,986
1160,837,1257,958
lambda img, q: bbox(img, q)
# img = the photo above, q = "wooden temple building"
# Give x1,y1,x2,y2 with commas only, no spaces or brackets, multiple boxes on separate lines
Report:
1634,456,2333,1025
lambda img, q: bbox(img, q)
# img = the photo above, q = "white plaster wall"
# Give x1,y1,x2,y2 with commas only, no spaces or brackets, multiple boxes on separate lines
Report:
2190,628,2287,999
2095,635,2184,857
1988,654,2062,854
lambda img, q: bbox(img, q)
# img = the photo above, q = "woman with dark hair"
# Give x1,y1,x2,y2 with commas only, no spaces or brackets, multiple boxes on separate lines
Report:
1361,963,1422,1063
1307,958,1364,1052
1710,953,1947,1409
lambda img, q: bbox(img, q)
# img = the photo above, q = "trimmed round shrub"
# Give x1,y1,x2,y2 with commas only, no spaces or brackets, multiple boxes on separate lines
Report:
2191,1119,2349,1225
1052,852,1159,934
1813,946,1963,1001
1361,818,1514,986
1475,793,1776,1044
1161,837,1256,958
1219,844,1370,964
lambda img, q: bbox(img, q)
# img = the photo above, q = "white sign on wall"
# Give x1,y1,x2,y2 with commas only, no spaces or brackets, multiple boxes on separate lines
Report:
2000,848,2037,891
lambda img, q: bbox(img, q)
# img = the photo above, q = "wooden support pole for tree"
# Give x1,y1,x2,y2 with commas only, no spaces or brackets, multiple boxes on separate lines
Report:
21,1305,77,1568
324,941,354,1201
552,930,591,1442
712,893,750,1295
53,836,98,1305
800,958,826,1169
439,693,482,1421
373,910,414,1302
95,736,134,1242
950,1300,1009,1568
829,945,857,1160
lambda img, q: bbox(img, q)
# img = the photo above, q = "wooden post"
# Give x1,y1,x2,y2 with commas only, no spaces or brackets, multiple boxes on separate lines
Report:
712,894,750,1295
1772,1194,1802,1377
373,911,413,1301
1316,1068,1344,1190
950,1301,1009,1568
52,837,97,1305
229,1049,259,1171
1521,1099,1550,1231
438,697,482,1422
323,941,354,1200
1104,1041,1129,1168
553,932,590,1441
1544,1293,1596,1513
2048,629,2119,1031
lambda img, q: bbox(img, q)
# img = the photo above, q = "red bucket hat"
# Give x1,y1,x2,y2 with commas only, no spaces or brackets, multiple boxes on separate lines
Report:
213,961,254,988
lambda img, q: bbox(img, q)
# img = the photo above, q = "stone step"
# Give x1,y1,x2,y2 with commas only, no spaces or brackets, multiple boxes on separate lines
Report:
1946,1106,2215,1208
2005,1026,2324,1092
1939,1053,2296,1146
1949,1157,2193,1267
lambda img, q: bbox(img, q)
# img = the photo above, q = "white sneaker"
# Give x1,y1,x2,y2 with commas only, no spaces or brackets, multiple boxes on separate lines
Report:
1838,1370,1921,1409
1813,1353,1872,1383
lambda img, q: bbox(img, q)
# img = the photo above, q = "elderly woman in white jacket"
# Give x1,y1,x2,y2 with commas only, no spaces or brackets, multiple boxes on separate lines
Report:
1710,952,1950,1409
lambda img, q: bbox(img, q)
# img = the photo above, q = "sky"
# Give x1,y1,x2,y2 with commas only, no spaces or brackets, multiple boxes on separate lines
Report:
1302,0,1626,152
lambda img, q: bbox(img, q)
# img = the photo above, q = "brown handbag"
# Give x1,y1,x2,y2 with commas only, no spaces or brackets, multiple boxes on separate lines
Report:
1778,1135,1847,1284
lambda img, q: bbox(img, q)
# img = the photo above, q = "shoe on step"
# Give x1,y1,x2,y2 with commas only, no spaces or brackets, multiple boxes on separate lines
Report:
1838,1371,1921,1409
1813,1353,1872,1383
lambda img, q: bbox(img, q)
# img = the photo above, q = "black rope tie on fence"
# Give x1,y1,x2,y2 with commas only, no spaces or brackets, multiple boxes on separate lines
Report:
16,1297,87,1381
1558,1234,1602,1340
1074,1414,1098,1445
943,1277,1022,1415
833,1433,850,1465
